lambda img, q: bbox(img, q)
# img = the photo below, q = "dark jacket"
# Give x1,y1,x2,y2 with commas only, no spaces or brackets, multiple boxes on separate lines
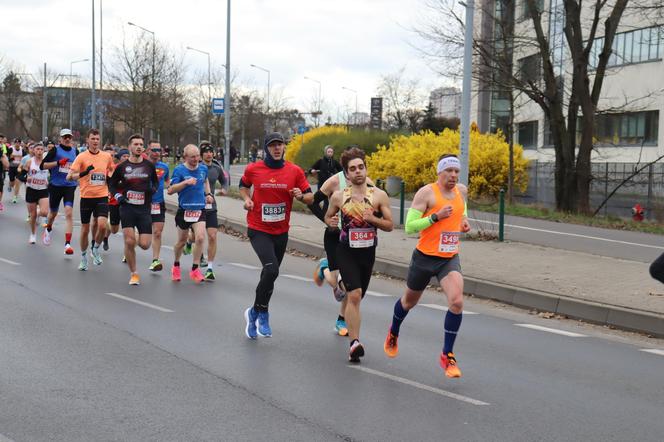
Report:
310,156,342,186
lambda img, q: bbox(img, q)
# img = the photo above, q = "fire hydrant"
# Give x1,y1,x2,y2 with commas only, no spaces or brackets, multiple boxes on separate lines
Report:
632,203,645,222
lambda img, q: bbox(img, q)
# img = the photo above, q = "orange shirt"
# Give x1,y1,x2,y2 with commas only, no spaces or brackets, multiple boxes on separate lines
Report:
416,183,465,258
70,150,114,198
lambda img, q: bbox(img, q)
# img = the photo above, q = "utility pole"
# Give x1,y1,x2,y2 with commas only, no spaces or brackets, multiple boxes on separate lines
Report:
42,62,48,141
223,0,232,171
459,0,474,186
99,0,104,143
91,0,96,129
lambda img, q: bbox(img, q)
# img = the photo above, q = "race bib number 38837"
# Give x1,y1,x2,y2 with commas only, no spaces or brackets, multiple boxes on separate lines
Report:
439,232,460,254
261,203,286,222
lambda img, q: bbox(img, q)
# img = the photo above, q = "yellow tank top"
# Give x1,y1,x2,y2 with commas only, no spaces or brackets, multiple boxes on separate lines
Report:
416,183,465,258
339,186,377,248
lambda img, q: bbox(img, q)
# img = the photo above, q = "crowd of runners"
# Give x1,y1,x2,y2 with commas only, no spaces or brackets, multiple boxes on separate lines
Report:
1,129,471,376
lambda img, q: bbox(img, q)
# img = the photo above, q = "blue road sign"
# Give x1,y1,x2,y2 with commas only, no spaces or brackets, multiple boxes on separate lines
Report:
212,98,224,114
297,125,306,134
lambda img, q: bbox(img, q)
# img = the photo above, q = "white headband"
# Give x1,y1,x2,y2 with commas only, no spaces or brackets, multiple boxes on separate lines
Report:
437,157,461,174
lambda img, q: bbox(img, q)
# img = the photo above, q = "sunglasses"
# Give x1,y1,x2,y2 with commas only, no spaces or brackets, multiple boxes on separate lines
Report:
62,135,73,139
150,148,162,152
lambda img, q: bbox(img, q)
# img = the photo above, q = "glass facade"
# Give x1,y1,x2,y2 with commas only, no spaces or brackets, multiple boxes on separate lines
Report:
590,26,663,69
518,120,538,149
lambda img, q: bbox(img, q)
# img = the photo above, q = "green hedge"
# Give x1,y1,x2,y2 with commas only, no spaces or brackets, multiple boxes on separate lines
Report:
292,129,391,169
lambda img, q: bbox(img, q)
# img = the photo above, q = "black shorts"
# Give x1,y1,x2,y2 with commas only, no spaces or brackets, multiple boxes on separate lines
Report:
80,197,109,224
324,228,340,271
120,204,152,234
109,204,120,226
8,166,18,182
26,187,49,203
48,185,76,212
406,249,462,291
0,170,4,191
336,244,376,298
150,202,166,223
175,208,205,230
205,208,219,229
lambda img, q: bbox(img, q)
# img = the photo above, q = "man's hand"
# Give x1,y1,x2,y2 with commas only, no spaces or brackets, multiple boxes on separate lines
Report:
362,207,376,224
243,199,254,211
185,177,197,186
58,158,68,167
461,218,471,233
114,193,126,205
205,194,214,205
326,214,339,229
290,188,303,201
80,165,95,177
434,205,453,220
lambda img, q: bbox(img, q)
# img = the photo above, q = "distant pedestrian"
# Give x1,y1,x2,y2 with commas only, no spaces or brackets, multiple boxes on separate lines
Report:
309,145,342,190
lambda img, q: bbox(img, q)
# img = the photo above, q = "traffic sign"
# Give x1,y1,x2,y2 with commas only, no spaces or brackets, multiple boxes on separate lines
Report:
212,98,225,114
297,125,307,134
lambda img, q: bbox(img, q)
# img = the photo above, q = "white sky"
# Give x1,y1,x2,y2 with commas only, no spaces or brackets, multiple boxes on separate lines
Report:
1,0,455,123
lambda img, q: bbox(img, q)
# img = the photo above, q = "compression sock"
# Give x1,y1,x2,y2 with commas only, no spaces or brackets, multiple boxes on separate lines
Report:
65,232,72,243
192,264,199,271
390,299,409,337
443,311,463,354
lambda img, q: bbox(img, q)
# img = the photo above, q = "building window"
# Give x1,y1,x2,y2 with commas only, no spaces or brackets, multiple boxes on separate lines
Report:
518,120,538,149
595,111,659,146
518,54,541,84
518,0,544,21
590,26,662,69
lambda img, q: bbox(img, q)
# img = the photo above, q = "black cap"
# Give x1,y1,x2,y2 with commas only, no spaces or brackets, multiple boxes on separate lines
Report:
199,140,214,152
264,132,285,147
115,148,130,160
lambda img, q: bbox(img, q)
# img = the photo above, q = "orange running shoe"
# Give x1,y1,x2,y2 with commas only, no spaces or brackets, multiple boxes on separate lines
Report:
171,265,181,282
189,268,205,284
129,273,140,286
383,330,399,358
440,352,462,378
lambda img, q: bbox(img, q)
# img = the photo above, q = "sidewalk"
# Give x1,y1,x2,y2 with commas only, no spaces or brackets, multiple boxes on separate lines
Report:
165,193,664,338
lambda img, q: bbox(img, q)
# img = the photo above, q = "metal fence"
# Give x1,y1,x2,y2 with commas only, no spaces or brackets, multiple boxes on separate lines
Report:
515,161,664,220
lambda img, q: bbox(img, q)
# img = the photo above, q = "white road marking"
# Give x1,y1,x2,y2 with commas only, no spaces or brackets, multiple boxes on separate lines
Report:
420,304,478,315
640,349,664,356
162,245,174,250
514,323,586,337
104,293,174,313
469,218,662,250
0,257,20,266
229,262,261,270
366,290,392,297
349,366,489,406
282,274,312,282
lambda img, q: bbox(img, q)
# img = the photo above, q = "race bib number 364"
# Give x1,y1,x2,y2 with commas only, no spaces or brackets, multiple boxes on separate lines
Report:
349,228,375,248
439,232,460,254
262,203,286,222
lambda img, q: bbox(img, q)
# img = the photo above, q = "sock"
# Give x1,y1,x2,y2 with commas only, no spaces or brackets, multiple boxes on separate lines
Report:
103,237,109,245
47,225,52,232
390,299,409,337
174,261,180,267
337,315,345,322
443,311,463,355
65,232,72,243
82,250,87,256
91,240,96,248
207,261,214,269
192,264,199,271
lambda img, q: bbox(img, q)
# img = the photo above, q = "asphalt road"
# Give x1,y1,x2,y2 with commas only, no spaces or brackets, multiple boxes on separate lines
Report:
230,164,664,263
0,201,663,441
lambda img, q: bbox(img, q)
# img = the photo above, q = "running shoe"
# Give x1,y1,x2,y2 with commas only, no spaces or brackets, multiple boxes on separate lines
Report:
78,255,88,271
204,268,215,281
91,247,103,265
121,255,127,263
42,228,51,246
171,265,181,282
257,311,272,337
102,238,109,251
333,284,346,302
64,243,74,255
200,255,208,267
244,307,258,339
189,268,205,284
0,202,4,212
26,215,30,223
313,258,328,286
129,273,140,285
183,241,192,255
335,318,348,336
149,259,163,272
349,340,365,363
12,195,17,204
440,352,462,378
29,233,36,244
383,330,399,358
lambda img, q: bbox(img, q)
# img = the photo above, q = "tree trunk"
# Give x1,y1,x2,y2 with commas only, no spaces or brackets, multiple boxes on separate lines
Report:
575,114,594,214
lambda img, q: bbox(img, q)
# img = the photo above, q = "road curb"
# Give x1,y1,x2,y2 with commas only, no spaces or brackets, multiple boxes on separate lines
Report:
165,201,664,338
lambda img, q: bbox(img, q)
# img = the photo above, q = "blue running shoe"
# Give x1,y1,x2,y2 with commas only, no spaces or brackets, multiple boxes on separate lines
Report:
257,311,272,337
335,318,348,336
244,307,258,339
313,258,328,286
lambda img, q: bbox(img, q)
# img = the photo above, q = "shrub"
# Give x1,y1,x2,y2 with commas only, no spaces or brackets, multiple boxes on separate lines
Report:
366,129,529,199
285,126,346,163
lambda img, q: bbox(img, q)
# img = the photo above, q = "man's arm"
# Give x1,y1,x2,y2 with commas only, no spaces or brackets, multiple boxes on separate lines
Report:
458,183,471,233
324,190,342,228
404,185,434,234
40,148,57,170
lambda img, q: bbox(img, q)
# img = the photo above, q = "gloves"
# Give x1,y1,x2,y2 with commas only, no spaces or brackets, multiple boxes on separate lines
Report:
114,193,126,205
79,165,95,177
58,158,68,167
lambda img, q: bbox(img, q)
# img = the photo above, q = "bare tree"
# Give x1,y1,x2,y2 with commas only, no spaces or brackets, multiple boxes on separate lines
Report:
376,67,424,131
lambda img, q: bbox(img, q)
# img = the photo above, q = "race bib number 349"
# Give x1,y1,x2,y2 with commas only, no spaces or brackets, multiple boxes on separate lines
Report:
262,203,286,222
439,232,460,254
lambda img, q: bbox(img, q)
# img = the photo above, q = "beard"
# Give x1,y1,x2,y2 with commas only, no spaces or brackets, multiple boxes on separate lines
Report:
351,174,366,185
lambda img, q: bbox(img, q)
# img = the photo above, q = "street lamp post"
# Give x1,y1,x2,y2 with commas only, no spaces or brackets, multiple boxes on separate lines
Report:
250,63,270,127
69,58,89,129
91,0,96,129
342,86,358,126
459,0,475,186
128,21,156,138
304,76,322,126
186,46,212,141
224,0,232,171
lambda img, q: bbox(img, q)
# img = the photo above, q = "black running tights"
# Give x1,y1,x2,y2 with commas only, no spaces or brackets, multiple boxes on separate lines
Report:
248,228,289,312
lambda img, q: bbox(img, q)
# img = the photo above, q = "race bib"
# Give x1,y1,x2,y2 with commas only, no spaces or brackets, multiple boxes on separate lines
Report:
58,162,70,174
439,232,460,254
261,203,286,222
126,190,145,205
184,209,202,223
28,177,48,190
90,172,106,186
349,228,376,248
151,203,161,215
205,203,213,210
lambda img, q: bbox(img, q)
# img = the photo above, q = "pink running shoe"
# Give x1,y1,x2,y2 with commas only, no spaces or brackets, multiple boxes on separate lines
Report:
189,268,205,284
171,265,181,282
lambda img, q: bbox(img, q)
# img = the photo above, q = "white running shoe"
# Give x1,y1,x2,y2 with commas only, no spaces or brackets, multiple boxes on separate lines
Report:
42,229,51,246
29,233,36,244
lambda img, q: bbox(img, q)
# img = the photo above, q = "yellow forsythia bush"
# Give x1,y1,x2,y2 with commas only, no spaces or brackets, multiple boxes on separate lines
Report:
285,125,347,162
366,129,529,199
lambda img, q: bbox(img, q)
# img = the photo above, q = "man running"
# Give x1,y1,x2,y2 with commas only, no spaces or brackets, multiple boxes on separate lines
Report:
147,140,169,272
200,141,227,281
383,154,471,378
24,142,50,244
67,129,114,271
0,135,8,212
104,148,130,251
8,138,25,203
325,147,393,362
109,134,158,285
41,129,79,253
167,144,214,284
240,132,314,339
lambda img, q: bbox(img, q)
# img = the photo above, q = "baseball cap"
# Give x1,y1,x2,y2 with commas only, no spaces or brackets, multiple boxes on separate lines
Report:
60,128,72,137
264,132,285,147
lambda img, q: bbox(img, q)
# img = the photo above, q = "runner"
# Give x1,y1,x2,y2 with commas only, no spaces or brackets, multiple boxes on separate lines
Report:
109,134,158,285
104,148,130,251
146,141,169,272
67,128,114,271
8,138,25,203
167,144,214,284
383,154,471,378
240,132,314,339
325,147,393,362
41,129,79,253
200,141,227,281
24,142,50,244
0,135,9,212
18,143,35,222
